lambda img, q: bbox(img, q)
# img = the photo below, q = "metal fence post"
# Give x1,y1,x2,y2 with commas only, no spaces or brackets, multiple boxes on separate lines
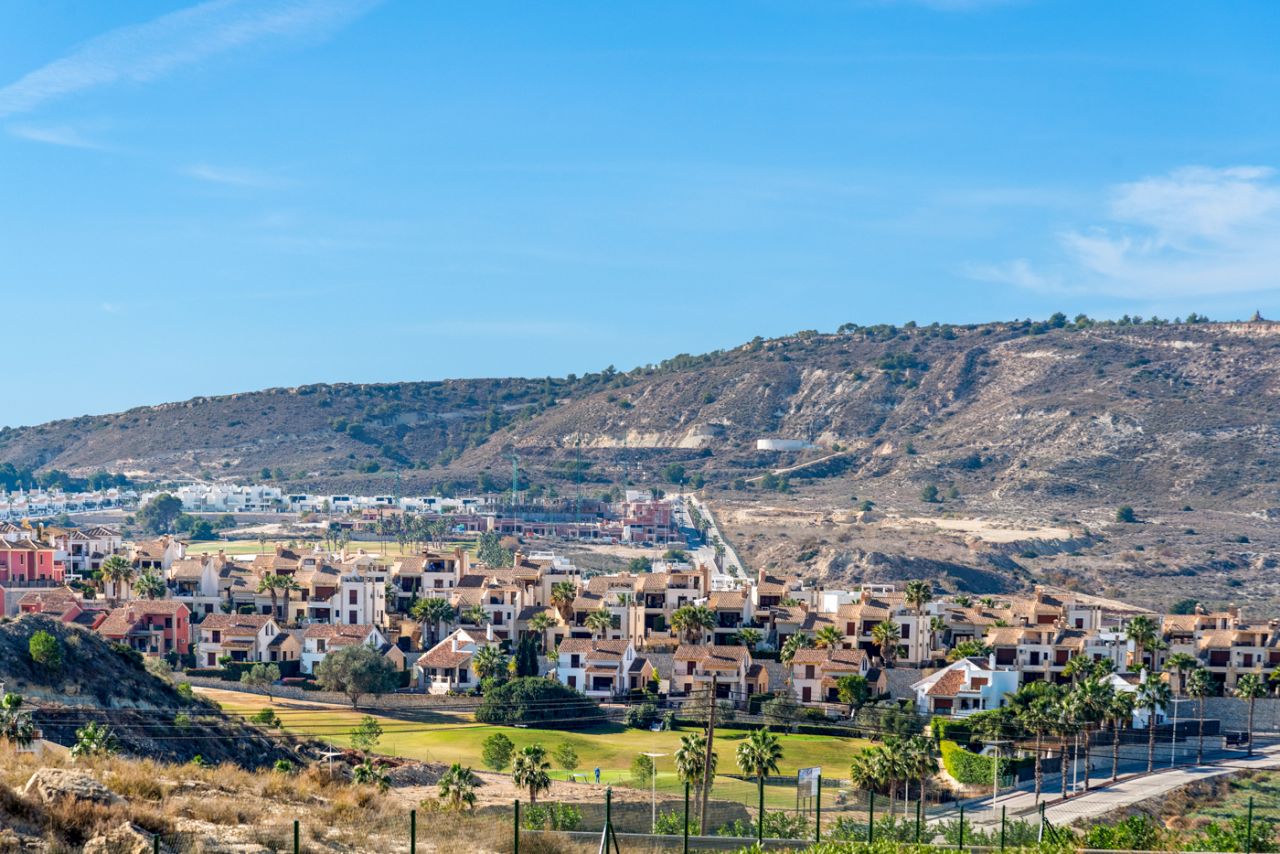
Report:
514,800,520,854
683,781,690,854
153,836,160,854
410,808,416,854
293,820,299,854
958,804,965,850
868,790,875,843
757,778,765,844
1000,805,1006,851
815,773,823,844
1247,796,1255,854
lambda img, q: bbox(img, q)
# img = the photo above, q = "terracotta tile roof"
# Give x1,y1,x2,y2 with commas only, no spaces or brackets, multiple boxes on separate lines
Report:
200,614,273,632
708,590,746,610
418,647,473,669
558,639,629,657
674,644,750,668
790,647,867,669
303,624,376,643
927,669,968,697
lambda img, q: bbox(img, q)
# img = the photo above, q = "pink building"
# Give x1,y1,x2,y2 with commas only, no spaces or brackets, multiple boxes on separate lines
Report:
0,538,63,584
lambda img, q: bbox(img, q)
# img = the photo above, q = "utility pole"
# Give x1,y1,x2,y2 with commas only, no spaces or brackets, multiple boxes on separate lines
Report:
700,674,718,835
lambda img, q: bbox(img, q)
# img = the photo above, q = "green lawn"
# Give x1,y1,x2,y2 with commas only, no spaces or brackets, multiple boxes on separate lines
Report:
200,687,867,808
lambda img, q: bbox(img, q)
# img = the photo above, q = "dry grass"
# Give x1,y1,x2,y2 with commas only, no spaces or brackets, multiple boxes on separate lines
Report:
0,742,631,852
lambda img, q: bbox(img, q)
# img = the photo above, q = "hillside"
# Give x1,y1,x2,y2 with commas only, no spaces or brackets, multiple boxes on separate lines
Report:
7,317,1280,609
0,615,300,768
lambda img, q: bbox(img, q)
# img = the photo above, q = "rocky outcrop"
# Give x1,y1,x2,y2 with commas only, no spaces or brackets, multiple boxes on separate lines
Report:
23,769,121,807
82,822,154,854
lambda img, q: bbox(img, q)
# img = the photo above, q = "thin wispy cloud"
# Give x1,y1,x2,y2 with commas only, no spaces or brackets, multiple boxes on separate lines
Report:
7,123,105,149
965,166,1280,298
184,163,282,188
0,0,380,118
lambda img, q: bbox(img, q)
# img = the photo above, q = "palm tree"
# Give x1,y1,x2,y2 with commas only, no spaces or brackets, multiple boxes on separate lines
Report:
870,620,901,667
675,732,717,830
1017,696,1056,802
1236,672,1268,758
0,693,36,747
1187,667,1213,764
411,597,457,646
904,580,933,662
437,763,479,811
256,574,282,619
904,734,938,809
472,645,508,681
736,728,784,838
278,576,301,625
1165,652,1200,696
1136,672,1172,772
352,760,390,791
101,554,135,605
584,608,613,639
512,744,552,804
1105,690,1136,782
133,570,165,600
780,632,812,666
527,611,556,651
462,604,488,626
1052,695,1077,800
1072,676,1114,792
814,625,844,650
734,627,762,651
1126,615,1161,673
671,605,716,644
928,616,948,662
550,581,578,623
848,748,885,808
877,737,908,815
1060,655,1092,684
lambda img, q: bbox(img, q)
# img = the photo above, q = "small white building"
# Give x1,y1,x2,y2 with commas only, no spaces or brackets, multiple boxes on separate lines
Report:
415,627,493,694
300,623,389,674
909,656,1019,718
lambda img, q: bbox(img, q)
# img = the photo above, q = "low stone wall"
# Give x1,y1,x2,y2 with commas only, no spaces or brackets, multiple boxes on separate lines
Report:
178,674,477,710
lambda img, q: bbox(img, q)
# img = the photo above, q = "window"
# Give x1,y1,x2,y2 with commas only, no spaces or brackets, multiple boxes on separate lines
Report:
349,590,358,605
805,665,815,679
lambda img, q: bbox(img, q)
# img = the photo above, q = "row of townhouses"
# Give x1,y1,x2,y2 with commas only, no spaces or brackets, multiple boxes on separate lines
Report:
2,519,1274,722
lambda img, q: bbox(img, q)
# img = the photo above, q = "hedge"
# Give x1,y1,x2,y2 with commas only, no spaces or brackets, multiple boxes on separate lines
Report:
939,740,1023,786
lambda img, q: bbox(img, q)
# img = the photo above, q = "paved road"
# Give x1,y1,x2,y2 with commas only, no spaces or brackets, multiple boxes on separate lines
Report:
957,744,1280,828
679,493,747,586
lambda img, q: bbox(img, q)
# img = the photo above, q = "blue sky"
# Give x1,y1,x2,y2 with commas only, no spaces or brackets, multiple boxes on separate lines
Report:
4,1,1280,425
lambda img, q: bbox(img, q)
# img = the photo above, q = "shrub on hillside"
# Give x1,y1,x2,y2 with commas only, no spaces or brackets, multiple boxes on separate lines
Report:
28,630,62,672
474,678,603,729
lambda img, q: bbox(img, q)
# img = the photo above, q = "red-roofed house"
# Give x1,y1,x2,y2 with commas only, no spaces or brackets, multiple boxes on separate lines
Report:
95,601,191,657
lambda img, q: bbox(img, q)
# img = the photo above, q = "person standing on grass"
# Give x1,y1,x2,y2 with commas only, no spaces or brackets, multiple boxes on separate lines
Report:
594,767,601,785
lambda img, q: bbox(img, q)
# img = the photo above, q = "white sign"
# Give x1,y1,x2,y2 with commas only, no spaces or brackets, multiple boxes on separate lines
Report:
797,766,821,797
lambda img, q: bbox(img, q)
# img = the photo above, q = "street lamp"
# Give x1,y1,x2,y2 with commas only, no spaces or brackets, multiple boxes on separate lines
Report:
985,739,1009,805
1169,697,1193,767
642,752,667,832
